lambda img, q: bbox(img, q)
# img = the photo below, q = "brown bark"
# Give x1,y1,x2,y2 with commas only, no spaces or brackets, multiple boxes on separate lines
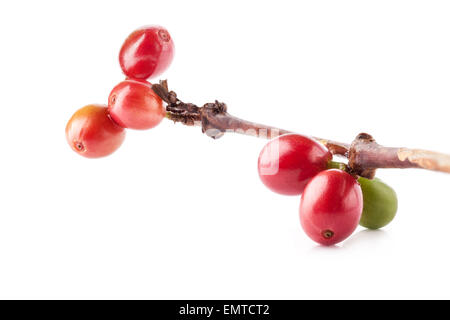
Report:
152,81,450,178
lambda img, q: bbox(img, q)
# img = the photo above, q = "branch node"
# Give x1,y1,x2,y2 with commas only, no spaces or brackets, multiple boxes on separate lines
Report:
201,101,228,139
349,133,377,179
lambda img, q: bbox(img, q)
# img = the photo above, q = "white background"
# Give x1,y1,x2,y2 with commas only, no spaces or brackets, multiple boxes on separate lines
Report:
0,0,449,299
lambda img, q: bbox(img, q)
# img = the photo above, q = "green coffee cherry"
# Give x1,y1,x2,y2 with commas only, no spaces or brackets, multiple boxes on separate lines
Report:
358,177,398,229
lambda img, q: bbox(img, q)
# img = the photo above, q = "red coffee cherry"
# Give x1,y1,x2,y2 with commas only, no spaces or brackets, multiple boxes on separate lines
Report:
119,25,175,80
257,134,332,195
300,169,363,246
108,79,165,130
65,104,126,158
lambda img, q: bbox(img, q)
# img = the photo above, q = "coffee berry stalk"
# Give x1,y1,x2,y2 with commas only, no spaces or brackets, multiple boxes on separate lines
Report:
65,25,450,246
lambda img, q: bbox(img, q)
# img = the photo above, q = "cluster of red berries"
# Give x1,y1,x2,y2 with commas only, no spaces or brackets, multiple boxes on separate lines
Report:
66,26,175,158
258,134,398,246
